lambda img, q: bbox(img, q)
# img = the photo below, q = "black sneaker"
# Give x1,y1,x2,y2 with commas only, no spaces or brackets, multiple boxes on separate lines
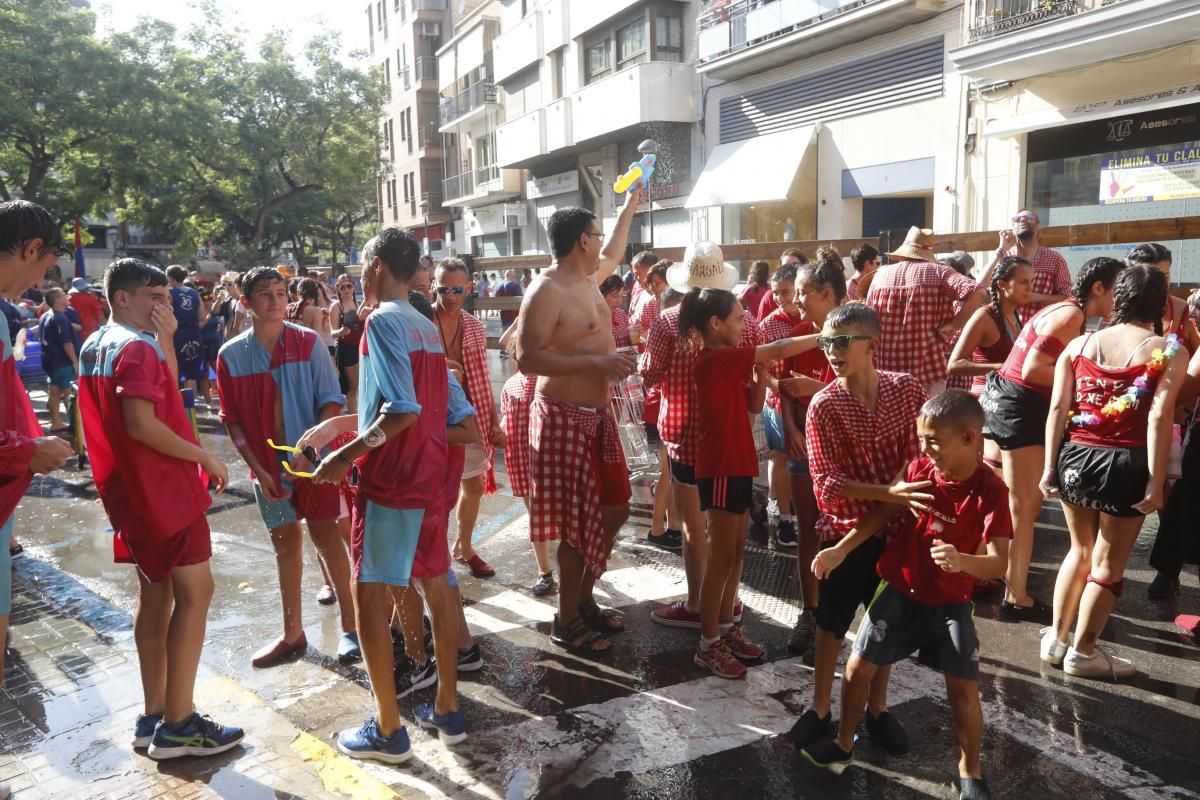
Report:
999,598,1051,624
396,659,438,698
786,709,832,748
457,644,483,673
959,776,992,800
666,529,683,548
777,519,797,548
647,531,682,552
787,609,816,656
865,710,909,754
800,739,853,775
1148,572,1180,599
531,572,558,597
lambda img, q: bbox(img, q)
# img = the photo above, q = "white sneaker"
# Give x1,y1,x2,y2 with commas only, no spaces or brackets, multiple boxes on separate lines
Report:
1039,627,1068,666
1063,646,1136,680
766,499,780,518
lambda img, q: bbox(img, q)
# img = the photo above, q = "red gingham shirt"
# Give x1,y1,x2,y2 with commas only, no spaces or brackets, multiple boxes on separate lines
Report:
458,310,498,494
806,371,926,542
866,261,977,388
758,307,803,411
629,292,659,346
1012,246,1071,320
611,307,632,349
640,305,762,467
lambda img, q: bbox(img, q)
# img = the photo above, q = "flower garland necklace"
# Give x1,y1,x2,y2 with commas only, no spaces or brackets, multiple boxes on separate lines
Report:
1071,333,1181,426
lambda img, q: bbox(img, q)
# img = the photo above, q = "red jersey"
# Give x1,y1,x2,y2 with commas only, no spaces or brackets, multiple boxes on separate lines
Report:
999,301,1080,400
1067,343,1163,448
757,292,778,321
759,307,803,412
806,371,925,542
740,285,770,315
0,324,41,524
694,346,759,479
785,320,834,413
77,324,211,541
877,457,1012,606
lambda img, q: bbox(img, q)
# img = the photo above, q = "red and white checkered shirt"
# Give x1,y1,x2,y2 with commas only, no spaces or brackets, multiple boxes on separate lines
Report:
611,307,632,349
1012,246,1071,320
759,307,803,411
629,292,659,348
500,372,537,498
458,310,498,494
865,261,977,388
806,371,926,542
640,305,762,466
846,275,861,301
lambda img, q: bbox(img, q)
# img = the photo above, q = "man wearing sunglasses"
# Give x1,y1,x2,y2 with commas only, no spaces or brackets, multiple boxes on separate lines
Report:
1006,209,1070,319
433,258,504,578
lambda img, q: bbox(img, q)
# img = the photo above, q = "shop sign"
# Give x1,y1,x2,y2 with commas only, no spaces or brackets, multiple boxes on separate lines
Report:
1099,144,1200,205
527,171,579,199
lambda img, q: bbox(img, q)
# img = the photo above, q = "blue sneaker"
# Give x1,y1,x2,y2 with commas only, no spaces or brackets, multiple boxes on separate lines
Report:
147,713,245,760
336,718,412,764
337,631,362,664
132,712,163,748
414,702,467,745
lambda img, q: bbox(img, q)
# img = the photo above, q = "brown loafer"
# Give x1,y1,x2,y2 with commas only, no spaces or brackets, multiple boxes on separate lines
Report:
251,634,308,668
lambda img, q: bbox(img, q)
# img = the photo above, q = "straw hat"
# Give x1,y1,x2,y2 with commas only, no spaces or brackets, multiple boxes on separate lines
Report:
666,241,739,293
885,226,939,263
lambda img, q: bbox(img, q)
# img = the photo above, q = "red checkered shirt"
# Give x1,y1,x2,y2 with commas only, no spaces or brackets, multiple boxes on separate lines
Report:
458,311,498,494
500,372,537,498
758,307,803,411
640,305,762,466
846,275,861,301
629,292,659,348
806,371,926,542
865,261,977,388
1012,246,1071,320
611,307,632,349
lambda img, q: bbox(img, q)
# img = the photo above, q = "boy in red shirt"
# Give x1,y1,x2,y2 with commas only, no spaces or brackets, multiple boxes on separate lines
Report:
801,390,1011,800
77,258,242,760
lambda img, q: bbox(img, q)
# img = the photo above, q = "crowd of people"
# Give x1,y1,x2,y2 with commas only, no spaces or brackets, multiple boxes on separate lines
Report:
1,195,1199,800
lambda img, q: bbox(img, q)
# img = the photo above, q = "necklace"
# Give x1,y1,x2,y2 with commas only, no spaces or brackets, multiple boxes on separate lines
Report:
437,308,462,357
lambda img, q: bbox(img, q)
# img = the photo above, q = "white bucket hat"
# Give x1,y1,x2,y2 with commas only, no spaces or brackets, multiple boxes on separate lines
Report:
666,241,739,293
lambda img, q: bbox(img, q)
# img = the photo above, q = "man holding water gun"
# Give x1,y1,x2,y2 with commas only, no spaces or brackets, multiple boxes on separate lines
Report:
215,266,361,667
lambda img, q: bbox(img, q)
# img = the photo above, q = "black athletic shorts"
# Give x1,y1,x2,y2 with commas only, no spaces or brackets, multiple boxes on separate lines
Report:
644,422,662,448
853,582,980,681
669,458,697,487
981,372,1049,451
698,476,754,515
815,536,886,638
1058,441,1149,518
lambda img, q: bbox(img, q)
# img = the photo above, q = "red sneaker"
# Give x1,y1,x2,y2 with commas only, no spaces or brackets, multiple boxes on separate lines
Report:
694,639,747,679
651,600,701,629
1177,614,1200,636
723,625,765,660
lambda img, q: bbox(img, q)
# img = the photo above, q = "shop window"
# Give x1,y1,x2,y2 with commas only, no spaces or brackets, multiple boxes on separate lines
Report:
585,39,611,84
654,14,683,62
617,18,647,70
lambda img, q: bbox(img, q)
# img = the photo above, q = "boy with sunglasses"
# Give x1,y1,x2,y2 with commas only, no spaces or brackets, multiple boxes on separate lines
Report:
786,303,931,755
215,266,360,667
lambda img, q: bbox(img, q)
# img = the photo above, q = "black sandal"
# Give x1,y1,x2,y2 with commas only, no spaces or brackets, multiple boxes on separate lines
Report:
550,615,611,654
578,599,625,634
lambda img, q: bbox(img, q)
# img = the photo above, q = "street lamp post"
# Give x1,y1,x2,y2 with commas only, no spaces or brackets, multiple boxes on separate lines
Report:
637,139,658,247
419,198,430,255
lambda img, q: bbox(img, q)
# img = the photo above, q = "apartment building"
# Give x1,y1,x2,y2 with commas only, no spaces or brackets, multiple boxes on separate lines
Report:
689,0,966,247
951,0,1200,281
366,0,454,256
492,0,699,252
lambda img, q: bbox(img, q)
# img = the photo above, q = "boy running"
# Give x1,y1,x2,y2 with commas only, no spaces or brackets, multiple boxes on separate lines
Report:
802,390,1010,800
215,267,359,667
787,303,930,754
77,258,241,760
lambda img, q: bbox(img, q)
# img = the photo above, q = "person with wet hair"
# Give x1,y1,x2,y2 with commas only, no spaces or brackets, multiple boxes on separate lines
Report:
600,274,634,348
982,257,1124,621
1040,265,1184,679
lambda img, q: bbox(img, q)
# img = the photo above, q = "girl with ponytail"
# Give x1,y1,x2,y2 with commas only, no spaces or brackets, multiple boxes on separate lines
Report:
980,257,1124,620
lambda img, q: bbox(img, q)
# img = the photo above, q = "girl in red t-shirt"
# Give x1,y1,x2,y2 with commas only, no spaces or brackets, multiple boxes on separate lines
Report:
1040,266,1186,680
778,250,845,659
677,288,820,679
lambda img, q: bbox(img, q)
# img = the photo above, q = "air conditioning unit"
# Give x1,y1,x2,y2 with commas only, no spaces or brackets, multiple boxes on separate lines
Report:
418,21,441,38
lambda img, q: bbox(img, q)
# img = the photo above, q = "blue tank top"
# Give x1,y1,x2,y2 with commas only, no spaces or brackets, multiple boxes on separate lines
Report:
171,286,201,343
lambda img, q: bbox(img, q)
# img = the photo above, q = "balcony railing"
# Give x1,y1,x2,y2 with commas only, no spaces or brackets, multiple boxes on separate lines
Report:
417,121,441,150
697,0,867,63
413,0,444,9
443,165,500,202
414,56,438,82
439,80,498,127
967,0,1084,42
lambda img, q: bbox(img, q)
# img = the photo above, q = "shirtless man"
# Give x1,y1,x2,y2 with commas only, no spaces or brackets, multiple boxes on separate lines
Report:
515,191,642,654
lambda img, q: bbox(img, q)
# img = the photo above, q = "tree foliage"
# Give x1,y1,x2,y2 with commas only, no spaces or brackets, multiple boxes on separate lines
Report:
0,0,383,267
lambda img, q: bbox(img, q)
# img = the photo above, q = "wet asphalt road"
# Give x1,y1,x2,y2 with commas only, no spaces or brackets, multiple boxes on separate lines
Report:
8,348,1200,799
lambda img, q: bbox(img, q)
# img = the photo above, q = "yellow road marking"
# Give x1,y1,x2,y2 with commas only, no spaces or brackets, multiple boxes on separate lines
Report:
291,731,400,800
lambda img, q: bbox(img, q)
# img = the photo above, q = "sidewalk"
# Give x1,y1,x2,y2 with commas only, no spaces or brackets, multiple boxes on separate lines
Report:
0,556,399,800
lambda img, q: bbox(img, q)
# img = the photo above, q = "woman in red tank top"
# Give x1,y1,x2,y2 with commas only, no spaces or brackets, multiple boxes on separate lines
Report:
979,257,1124,620
1040,266,1186,680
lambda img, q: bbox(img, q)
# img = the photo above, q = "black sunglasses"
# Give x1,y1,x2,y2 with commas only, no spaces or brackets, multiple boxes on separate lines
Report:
817,334,873,352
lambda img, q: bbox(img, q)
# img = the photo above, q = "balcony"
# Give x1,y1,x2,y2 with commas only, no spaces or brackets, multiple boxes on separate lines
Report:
439,80,499,130
497,109,546,168
950,0,1200,82
697,0,953,80
571,61,696,145
416,120,441,151
414,56,438,83
442,164,522,207
493,9,542,83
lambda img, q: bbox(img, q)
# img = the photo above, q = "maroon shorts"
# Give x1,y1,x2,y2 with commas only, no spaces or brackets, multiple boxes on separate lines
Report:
410,508,452,581
114,515,212,583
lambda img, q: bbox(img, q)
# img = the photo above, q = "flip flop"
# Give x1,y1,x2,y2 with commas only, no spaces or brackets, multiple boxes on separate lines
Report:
549,615,610,655
578,599,625,634
1176,614,1200,637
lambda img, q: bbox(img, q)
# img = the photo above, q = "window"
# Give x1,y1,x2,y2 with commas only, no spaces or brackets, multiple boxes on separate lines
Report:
551,48,565,101
405,108,414,154
504,66,541,121
408,172,417,215
654,13,683,62
585,39,610,84
617,18,647,68
366,6,374,54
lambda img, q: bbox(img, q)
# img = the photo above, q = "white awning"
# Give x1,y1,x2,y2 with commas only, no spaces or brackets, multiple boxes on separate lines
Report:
985,83,1200,138
685,125,817,209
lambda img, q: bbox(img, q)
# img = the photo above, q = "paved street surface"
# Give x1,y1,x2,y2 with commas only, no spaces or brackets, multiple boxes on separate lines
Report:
3,350,1199,799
